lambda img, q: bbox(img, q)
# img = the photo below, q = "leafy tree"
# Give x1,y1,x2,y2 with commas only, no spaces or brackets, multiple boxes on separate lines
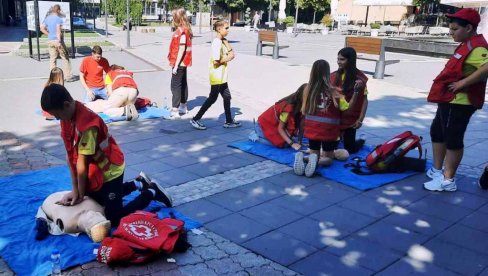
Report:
302,0,329,23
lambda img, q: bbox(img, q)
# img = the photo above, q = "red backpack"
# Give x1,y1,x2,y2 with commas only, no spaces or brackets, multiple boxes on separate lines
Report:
347,131,424,174
135,97,154,109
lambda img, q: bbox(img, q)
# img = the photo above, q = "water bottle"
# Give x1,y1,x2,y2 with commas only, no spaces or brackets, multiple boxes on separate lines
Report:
51,249,61,276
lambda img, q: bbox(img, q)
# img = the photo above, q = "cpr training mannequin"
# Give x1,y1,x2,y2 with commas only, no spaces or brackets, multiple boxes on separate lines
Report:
36,191,111,243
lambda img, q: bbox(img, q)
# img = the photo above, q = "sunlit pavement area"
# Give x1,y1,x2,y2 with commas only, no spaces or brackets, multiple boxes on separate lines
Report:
1,22,488,275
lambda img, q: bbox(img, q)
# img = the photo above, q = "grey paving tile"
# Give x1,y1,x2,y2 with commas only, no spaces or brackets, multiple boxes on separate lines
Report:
479,203,488,214
289,250,373,276
456,176,488,199
459,210,488,233
305,183,358,204
124,152,151,165
239,201,302,228
242,230,318,266
279,217,346,249
309,205,377,235
418,238,488,275
437,224,488,255
120,140,157,152
363,176,429,206
232,151,267,163
480,267,488,276
175,199,232,224
160,155,201,167
206,189,275,212
264,171,324,188
356,221,430,252
338,194,394,219
126,160,174,175
381,210,452,236
378,257,459,276
236,179,287,201
181,155,255,177
153,169,201,187
426,190,488,210
268,194,333,216
325,236,403,271
408,196,473,222
205,213,272,244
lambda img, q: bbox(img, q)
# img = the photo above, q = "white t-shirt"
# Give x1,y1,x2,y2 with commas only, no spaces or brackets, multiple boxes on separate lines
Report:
209,38,228,85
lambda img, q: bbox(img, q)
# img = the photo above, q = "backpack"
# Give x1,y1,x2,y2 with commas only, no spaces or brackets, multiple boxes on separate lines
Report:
97,211,190,265
135,97,154,109
346,131,424,174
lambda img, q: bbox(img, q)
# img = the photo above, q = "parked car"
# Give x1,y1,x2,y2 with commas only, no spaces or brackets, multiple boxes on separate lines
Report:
72,16,86,27
233,21,246,27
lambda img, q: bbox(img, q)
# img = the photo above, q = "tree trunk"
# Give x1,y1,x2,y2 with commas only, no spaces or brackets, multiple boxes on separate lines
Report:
313,10,316,24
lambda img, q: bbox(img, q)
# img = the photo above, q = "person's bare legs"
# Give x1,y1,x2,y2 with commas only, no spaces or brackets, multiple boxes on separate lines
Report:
432,142,447,170
444,148,463,179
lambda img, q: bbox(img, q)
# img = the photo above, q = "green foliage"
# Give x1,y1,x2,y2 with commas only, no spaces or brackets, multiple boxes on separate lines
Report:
412,0,439,6
370,22,381,29
303,0,329,12
105,0,144,25
168,0,188,10
283,15,295,27
244,7,251,25
320,14,333,26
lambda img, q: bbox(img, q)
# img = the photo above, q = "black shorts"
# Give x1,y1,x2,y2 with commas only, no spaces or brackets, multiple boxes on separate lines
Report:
309,139,339,152
430,103,476,150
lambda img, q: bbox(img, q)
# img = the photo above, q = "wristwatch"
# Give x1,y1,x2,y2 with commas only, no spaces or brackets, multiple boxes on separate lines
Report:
288,141,294,146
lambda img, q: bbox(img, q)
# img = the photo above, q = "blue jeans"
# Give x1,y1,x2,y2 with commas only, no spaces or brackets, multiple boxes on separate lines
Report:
255,123,274,146
85,87,108,102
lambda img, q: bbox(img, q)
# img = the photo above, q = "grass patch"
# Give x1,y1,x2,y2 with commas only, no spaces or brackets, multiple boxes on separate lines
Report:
39,30,100,38
20,40,114,49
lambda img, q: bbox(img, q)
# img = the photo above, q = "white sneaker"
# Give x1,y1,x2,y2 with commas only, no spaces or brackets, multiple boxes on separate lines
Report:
169,108,179,119
305,153,318,178
178,103,188,115
426,167,443,179
293,152,305,176
424,177,457,192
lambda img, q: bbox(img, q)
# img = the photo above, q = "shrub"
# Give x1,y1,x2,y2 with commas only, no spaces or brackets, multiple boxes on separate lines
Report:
244,8,251,25
281,16,295,27
321,14,333,27
370,22,381,29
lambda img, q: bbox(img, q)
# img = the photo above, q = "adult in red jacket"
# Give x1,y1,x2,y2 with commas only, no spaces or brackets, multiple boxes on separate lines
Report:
40,84,173,226
256,84,305,149
332,47,369,154
168,8,193,118
424,9,488,192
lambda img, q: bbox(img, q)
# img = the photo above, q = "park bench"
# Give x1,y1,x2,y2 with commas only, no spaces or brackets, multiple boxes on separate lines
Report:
256,31,289,59
345,36,399,79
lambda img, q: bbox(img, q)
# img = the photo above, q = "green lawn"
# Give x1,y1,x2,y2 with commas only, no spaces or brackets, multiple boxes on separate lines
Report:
39,30,100,38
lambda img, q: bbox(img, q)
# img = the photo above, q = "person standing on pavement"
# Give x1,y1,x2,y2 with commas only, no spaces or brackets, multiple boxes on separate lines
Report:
40,84,173,226
40,4,75,82
80,45,110,102
424,9,488,192
167,8,193,118
332,47,368,154
253,11,261,31
190,20,241,130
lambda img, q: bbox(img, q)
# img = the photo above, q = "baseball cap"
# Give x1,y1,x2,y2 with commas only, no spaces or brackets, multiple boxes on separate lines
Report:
447,8,481,27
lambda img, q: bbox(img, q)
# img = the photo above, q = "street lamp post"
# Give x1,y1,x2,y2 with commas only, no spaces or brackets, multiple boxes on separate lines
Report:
104,0,108,37
268,0,272,22
126,0,130,48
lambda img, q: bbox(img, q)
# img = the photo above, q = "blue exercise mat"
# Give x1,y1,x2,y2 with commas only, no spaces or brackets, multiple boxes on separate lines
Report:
99,106,171,123
229,140,428,191
0,166,201,276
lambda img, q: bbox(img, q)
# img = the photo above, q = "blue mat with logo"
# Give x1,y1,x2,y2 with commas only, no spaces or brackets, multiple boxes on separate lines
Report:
0,166,201,276
229,140,428,191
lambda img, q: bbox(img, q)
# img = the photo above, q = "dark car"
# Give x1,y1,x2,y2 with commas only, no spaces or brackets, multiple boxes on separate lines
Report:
233,21,246,27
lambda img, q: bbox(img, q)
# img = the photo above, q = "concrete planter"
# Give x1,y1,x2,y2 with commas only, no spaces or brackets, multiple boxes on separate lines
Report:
321,28,329,35
244,26,251,32
371,29,379,37
286,27,294,34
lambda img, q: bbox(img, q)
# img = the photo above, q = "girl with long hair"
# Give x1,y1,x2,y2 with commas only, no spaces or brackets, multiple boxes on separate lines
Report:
332,47,369,154
255,84,306,149
167,8,193,118
294,59,359,177
42,67,65,120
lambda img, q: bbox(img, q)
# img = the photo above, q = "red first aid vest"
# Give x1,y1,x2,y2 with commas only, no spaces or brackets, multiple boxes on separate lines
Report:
303,90,342,141
108,69,137,91
168,27,192,67
97,211,185,265
258,101,298,148
331,70,368,129
61,101,124,192
427,34,488,109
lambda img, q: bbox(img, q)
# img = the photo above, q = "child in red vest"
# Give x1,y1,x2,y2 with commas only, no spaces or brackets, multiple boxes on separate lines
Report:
424,9,488,192
167,8,193,118
255,84,305,149
332,47,368,154
41,84,173,226
42,67,65,120
294,60,359,177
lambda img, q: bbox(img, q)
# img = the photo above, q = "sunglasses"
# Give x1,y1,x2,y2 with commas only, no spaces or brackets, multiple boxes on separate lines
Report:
225,27,229,30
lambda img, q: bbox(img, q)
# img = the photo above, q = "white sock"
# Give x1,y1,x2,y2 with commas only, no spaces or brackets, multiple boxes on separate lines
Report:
134,180,143,191
148,188,156,197
432,167,442,173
